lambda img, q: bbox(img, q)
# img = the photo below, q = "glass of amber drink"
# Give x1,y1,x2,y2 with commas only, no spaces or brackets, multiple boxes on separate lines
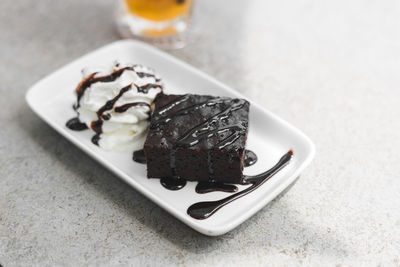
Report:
116,0,194,49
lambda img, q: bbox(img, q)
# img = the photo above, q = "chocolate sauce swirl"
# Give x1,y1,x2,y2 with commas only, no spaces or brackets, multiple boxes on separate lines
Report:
195,182,238,194
187,150,293,219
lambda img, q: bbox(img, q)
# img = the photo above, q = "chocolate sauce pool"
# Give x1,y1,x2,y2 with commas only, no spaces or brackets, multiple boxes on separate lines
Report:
66,117,88,131
160,177,187,190
133,150,146,164
187,150,293,219
244,149,257,167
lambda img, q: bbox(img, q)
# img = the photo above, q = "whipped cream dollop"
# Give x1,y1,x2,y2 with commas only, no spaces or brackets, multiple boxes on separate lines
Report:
74,62,163,151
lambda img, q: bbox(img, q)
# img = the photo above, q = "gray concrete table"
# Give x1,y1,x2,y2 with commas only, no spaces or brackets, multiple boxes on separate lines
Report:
1,0,399,266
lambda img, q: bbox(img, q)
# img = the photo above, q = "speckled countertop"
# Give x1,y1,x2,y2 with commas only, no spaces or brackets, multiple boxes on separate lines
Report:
1,0,400,266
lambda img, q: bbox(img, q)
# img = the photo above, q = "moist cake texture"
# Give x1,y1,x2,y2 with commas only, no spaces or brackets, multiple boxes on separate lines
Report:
143,93,250,184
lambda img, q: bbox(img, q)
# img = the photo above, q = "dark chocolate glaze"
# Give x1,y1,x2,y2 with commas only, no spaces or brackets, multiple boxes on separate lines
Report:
76,68,132,108
187,150,293,220
156,95,190,116
160,176,187,190
66,117,88,131
244,149,258,167
133,150,146,164
152,97,247,148
151,96,248,183
176,106,246,149
195,182,238,194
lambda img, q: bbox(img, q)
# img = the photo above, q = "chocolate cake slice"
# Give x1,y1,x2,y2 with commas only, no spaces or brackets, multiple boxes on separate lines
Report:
143,94,250,184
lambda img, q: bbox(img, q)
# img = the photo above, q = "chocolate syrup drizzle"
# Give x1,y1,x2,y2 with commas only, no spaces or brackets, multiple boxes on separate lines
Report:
136,72,162,82
138,84,162,93
68,66,160,145
115,102,150,113
91,134,101,146
75,67,161,109
87,83,157,144
76,68,132,109
102,114,111,121
187,150,293,219
88,84,133,140
136,72,155,79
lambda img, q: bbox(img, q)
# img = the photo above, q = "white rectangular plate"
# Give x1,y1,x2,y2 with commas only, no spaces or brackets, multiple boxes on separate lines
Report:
26,40,315,236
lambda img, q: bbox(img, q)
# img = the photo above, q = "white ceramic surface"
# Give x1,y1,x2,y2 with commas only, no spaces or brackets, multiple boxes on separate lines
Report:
25,40,315,236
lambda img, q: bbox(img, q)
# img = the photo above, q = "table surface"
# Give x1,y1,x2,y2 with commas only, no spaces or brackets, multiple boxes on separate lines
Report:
1,0,400,266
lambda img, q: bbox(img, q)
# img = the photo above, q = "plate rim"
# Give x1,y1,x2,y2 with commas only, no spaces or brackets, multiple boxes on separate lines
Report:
25,40,316,236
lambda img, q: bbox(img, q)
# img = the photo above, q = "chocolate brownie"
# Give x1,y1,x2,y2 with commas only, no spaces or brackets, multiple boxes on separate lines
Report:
143,94,250,184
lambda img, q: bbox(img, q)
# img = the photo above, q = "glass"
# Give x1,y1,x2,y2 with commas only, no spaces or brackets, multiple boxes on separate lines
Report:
116,0,194,49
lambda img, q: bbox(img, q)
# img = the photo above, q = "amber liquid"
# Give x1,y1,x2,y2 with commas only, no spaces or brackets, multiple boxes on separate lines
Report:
125,0,192,21
119,0,193,43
